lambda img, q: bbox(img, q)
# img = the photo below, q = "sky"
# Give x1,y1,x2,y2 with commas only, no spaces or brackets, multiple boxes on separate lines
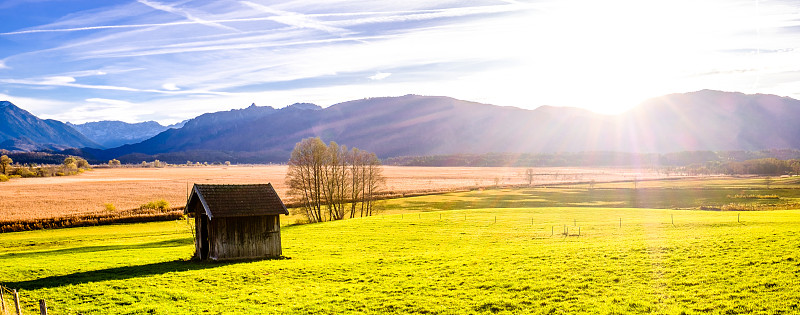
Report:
1,0,799,124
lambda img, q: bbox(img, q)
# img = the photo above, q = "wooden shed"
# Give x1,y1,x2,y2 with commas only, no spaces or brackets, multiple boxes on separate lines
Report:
185,183,288,260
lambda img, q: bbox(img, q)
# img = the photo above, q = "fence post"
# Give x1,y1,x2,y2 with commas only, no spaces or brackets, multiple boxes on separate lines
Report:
578,226,581,237
1,287,6,314
13,289,21,315
38,300,47,315
619,218,622,228
671,214,674,226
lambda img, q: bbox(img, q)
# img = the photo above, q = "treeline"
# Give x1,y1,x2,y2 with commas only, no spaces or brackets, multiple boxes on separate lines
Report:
286,137,385,223
0,150,74,165
690,158,800,176
386,152,660,167
8,147,800,168
1,148,292,165
659,149,800,166
89,149,289,165
0,154,91,181
0,206,183,233
385,149,800,168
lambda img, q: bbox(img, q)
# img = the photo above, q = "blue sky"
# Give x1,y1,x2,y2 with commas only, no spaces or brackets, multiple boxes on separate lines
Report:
1,0,799,124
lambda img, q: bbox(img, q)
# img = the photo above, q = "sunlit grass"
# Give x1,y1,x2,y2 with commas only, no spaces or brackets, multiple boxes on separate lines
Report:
381,176,800,213
4,176,800,313
2,207,800,314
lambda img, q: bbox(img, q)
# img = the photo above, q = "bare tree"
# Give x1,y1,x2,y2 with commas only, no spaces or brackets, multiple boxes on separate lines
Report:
323,141,349,220
524,168,534,186
348,148,364,218
286,137,385,223
286,137,328,223
361,152,385,216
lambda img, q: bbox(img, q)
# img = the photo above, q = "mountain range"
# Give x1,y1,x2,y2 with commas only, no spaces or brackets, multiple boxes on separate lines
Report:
2,90,800,163
67,120,186,148
0,101,99,151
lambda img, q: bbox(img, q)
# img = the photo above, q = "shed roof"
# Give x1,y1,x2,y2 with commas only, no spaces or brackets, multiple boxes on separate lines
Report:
185,183,289,219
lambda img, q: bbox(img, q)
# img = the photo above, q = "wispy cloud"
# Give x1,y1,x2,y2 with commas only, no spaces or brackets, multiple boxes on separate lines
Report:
0,3,525,36
161,83,180,91
241,1,350,35
85,98,133,106
327,3,525,28
51,97,155,123
42,76,76,84
1,22,185,36
2,0,800,122
136,0,239,32
369,72,391,80
0,77,231,96
0,93,74,116
79,32,387,58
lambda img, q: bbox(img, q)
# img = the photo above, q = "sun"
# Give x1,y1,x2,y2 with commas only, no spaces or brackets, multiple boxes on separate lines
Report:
482,0,762,114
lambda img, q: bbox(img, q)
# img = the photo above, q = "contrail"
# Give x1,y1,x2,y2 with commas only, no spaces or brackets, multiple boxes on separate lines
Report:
1,3,524,36
2,22,195,35
240,1,349,35
0,16,281,36
137,0,239,32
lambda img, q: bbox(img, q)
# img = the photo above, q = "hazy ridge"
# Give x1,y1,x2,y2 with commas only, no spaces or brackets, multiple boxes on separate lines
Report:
2,90,800,163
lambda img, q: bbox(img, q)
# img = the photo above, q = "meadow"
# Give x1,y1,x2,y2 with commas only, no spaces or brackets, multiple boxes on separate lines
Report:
2,177,800,314
382,175,800,214
0,165,663,221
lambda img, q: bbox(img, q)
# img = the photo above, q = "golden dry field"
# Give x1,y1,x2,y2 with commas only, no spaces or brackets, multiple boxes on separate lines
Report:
0,165,667,221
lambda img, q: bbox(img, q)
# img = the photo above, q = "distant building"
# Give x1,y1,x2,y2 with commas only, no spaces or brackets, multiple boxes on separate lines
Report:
185,183,288,260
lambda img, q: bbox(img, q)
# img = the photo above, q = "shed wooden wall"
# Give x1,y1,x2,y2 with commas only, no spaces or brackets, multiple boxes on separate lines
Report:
191,202,206,260
209,215,281,260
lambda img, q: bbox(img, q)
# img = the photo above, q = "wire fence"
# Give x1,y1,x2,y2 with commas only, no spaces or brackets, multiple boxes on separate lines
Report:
366,209,768,241
0,284,49,315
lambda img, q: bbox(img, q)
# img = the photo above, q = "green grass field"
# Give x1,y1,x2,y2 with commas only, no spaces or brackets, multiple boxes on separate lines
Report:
2,208,800,314
2,177,800,314
382,176,800,213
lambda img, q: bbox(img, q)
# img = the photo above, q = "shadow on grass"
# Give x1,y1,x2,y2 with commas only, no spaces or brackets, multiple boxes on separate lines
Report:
457,188,739,210
5,256,291,291
0,238,193,260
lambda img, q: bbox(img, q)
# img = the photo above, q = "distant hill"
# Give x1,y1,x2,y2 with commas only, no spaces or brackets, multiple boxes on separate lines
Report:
616,90,800,152
83,90,800,163
69,120,187,148
91,102,318,162
6,90,800,164
0,101,100,151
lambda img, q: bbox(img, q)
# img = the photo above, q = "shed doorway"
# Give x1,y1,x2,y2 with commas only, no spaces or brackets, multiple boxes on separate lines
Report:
199,214,210,260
